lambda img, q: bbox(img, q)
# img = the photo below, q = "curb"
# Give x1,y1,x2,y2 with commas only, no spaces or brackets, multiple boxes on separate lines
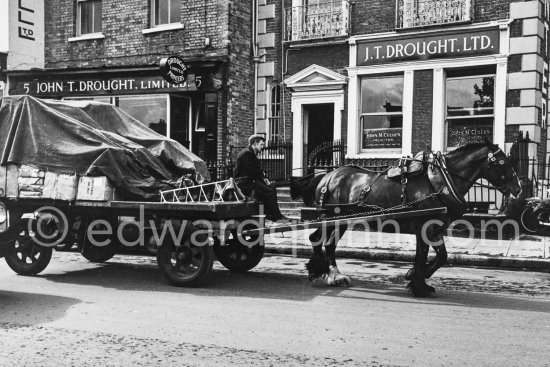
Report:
264,244,550,271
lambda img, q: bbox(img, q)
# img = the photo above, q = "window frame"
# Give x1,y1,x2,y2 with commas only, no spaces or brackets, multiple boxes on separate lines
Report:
445,72,496,150
151,0,181,28
359,74,404,154
268,83,282,144
76,0,102,36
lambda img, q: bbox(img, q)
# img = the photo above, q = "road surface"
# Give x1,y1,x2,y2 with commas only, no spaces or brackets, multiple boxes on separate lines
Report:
0,251,549,366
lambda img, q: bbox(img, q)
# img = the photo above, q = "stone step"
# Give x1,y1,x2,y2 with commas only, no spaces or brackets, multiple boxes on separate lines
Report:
279,201,303,209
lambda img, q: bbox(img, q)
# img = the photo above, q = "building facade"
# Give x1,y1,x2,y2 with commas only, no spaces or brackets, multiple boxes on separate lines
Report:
3,0,255,173
257,0,550,177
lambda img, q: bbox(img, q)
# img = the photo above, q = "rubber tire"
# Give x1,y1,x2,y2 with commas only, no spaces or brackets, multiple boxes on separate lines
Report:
4,223,53,276
80,242,117,263
156,236,214,287
77,215,118,263
214,236,264,273
520,207,541,233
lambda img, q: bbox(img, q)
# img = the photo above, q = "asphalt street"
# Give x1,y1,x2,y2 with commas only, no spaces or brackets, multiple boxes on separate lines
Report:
0,251,549,366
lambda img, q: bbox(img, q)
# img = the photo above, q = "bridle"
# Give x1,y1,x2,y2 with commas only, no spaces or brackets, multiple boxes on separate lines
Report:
439,147,517,194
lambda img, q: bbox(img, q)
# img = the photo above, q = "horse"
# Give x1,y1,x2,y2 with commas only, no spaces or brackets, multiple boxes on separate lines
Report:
290,139,522,297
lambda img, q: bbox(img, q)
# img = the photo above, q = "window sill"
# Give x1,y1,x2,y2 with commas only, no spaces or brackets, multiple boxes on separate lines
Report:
142,23,184,35
347,151,402,159
68,33,105,42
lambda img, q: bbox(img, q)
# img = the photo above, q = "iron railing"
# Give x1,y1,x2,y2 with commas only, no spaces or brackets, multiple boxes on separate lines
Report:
284,0,350,41
230,141,294,184
396,0,473,29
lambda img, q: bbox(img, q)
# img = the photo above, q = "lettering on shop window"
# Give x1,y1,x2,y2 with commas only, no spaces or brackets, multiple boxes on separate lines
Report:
448,126,493,147
357,29,499,65
363,128,402,149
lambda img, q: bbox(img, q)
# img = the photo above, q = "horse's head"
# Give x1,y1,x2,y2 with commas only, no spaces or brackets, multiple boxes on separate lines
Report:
481,139,521,198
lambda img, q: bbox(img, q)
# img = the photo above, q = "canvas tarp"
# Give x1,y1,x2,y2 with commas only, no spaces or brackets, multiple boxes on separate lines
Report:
0,95,210,200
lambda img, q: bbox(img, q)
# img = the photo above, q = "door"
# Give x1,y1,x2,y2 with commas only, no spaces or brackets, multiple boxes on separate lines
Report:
304,103,334,171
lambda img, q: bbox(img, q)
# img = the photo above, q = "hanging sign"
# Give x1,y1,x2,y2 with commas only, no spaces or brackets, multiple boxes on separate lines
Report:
159,56,188,84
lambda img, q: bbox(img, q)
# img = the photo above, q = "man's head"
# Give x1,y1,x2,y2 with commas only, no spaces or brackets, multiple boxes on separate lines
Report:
248,134,266,154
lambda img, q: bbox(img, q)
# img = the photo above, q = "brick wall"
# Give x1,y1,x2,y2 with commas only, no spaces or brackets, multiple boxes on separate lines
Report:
224,0,255,150
44,0,254,161
45,0,232,68
412,70,434,153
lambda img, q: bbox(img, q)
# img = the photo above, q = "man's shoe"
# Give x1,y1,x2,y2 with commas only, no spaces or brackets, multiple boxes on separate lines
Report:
265,217,292,227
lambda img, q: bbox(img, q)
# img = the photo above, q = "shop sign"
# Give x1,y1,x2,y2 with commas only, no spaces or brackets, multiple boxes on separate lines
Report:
448,125,493,147
357,28,499,66
9,74,200,97
159,56,188,84
8,0,45,69
362,128,402,149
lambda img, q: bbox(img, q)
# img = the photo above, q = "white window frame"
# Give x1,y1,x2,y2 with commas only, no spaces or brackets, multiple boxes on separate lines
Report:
76,0,102,36
445,72,496,151
268,83,282,143
152,0,181,27
359,74,405,154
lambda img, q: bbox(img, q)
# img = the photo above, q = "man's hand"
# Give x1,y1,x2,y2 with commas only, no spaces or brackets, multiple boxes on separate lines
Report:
263,178,271,185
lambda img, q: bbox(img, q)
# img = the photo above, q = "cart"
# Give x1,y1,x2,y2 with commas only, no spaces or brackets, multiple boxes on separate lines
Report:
0,179,447,287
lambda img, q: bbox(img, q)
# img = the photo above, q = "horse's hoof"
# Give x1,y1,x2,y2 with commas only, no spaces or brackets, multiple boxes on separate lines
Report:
404,268,414,281
406,282,436,298
310,275,327,287
334,274,351,287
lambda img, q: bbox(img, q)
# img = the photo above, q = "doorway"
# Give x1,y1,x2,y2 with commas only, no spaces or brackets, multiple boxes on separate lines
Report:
304,103,334,165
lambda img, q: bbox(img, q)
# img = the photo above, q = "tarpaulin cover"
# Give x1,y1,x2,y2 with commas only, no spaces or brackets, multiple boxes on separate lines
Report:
0,95,210,200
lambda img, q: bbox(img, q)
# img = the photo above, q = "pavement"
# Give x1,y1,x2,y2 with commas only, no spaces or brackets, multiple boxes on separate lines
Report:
263,227,550,271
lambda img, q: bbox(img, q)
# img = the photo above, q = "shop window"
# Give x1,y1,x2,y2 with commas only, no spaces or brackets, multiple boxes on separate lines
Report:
446,73,494,149
269,83,282,143
360,75,404,152
152,0,181,27
77,0,102,35
115,95,168,135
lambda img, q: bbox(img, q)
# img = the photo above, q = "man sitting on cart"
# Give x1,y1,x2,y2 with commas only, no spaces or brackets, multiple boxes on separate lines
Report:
234,134,291,225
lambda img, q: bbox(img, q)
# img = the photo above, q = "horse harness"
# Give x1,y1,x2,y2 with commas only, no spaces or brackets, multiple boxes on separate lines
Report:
316,149,498,212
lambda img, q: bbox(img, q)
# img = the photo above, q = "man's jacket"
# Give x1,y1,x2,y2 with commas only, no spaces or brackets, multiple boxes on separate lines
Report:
234,146,265,195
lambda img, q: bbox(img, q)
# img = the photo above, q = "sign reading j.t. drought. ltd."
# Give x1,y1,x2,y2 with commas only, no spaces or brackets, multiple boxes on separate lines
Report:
357,28,499,66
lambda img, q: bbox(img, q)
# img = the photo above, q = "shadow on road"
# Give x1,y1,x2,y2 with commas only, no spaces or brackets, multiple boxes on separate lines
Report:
0,290,80,326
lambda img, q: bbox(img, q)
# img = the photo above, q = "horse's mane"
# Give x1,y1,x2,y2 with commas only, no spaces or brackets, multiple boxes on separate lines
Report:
445,141,495,158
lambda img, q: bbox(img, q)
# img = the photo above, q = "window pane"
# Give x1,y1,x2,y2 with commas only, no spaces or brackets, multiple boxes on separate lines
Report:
117,96,168,132
361,75,404,114
447,117,493,148
447,76,494,117
93,0,102,32
155,0,169,25
361,115,403,149
80,1,92,34
170,0,180,23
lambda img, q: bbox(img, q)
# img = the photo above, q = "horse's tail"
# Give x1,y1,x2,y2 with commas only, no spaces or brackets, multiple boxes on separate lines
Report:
290,172,326,206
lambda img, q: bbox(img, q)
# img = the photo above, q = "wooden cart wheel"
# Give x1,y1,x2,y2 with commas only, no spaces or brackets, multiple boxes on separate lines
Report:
4,220,53,276
213,224,263,273
156,231,214,287
77,216,117,263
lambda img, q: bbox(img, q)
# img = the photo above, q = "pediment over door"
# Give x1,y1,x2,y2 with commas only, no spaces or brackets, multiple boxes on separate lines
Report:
284,64,347,92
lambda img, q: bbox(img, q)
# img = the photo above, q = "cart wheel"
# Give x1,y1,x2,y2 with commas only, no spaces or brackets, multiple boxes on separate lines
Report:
78,216,117,263
156,233,214,287
4,221,53,276
520,207,541,233
213,224,263,273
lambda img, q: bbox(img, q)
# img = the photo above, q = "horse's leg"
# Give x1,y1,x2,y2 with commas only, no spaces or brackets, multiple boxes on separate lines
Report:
306,228,330,283
324,224,350,286
406,231,436,297
425,240,448,279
